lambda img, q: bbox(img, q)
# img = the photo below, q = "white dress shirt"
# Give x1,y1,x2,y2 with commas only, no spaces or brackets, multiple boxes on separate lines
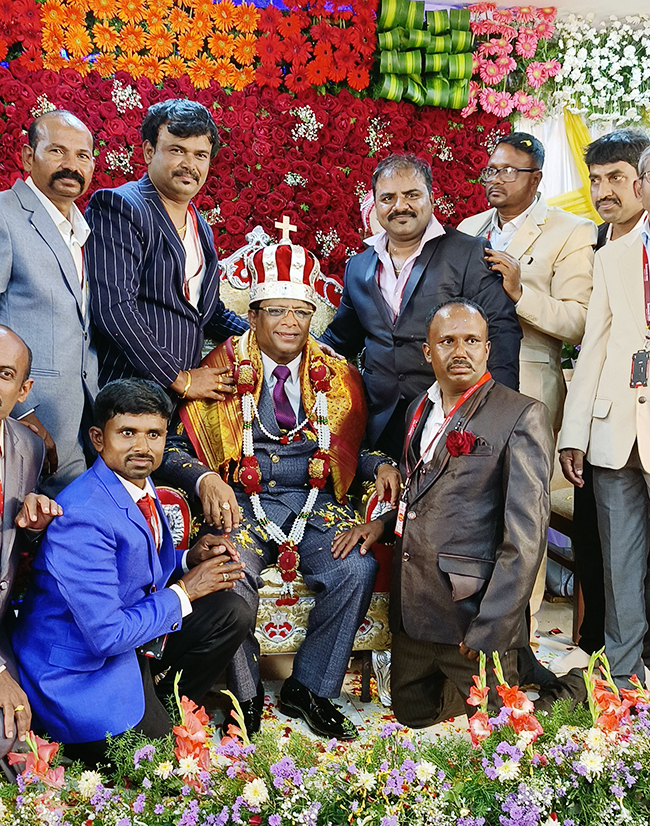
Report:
25,176,90,312
419,381,446,464
485,195,538,252
366,216,445,320
115,473,192,617
182,208,207,308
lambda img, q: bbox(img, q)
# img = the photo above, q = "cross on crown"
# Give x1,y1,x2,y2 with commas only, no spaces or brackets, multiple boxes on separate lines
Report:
275,215,297,241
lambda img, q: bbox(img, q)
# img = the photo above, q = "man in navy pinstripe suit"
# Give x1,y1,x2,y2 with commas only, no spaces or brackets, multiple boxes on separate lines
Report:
85,99,247,402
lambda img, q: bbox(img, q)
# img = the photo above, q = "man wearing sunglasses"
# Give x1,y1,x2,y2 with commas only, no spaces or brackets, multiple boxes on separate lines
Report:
459,132,597,436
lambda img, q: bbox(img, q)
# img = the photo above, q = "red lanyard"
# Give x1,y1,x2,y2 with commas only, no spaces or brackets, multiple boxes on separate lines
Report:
643,245,650,339
183,207,204,302
404,371,491,479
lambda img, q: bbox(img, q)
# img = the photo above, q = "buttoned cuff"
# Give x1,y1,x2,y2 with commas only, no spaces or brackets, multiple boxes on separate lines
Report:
169,584,193,617
181,549,190,573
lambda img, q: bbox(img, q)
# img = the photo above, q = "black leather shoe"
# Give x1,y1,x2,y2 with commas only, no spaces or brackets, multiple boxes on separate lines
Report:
517,645,559,690
535,668,588,715
279,676,358,741
222,681,264,738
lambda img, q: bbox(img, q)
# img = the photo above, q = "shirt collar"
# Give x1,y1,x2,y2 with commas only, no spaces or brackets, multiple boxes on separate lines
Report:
0,419,4,458
114,472,156,503
640,214,650,248
366,215,445,255
426,380,443,406
489,193,539,234
25,176,90,245
261,350,303,384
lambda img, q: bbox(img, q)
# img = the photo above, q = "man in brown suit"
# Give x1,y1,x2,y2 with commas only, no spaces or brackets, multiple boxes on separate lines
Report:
335,299,584,724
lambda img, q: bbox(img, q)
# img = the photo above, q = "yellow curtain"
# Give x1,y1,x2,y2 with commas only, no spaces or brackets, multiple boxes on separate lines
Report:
546,109,602,224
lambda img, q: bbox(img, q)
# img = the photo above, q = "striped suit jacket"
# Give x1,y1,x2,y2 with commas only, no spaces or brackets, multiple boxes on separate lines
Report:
85,174,247,388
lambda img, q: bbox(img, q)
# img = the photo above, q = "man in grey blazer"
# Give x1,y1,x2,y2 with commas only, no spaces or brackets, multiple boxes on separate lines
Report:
0,110,98,497
0,326,61,770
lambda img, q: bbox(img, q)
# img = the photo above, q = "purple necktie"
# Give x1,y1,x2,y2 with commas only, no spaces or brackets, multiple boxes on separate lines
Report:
272,365,296,430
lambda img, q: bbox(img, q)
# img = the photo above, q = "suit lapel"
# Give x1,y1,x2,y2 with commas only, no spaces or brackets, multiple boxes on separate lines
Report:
618,234,646,339
193,204,218,319
506,212,543,260
398,237,440,314
1,423,24,563
13,179,84,314
364,250,395,327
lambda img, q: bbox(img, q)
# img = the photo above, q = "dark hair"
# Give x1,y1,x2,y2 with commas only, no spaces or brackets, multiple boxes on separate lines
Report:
426,298,489,329
496,132,545,169
0,325,33,382
93,379,173,430
639,146,650,177
372,153,433,195
141,99,220,158
585,129,650,169
28,110,93,151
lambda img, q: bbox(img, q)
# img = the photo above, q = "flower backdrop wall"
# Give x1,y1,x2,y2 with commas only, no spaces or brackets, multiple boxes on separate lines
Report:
0,61,508,290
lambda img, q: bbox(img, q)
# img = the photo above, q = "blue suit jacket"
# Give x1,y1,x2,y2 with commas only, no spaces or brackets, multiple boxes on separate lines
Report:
321,228,522,446
13,457,184,744
85,174,247,388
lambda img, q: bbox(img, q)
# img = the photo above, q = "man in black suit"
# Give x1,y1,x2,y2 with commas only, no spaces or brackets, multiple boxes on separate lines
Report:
86,99,247,405
551,128,649,676
321,153,522,460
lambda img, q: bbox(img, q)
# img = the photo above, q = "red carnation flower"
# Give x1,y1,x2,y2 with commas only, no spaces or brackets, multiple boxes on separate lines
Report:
446,430,477,457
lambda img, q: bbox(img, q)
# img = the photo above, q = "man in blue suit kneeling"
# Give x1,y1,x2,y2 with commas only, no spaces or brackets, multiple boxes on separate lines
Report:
13,379,252,765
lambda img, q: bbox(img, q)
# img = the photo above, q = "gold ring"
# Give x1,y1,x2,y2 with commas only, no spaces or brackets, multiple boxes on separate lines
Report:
216,383,222,391
220,502,231,510
222,572,228,582
14,705,25,713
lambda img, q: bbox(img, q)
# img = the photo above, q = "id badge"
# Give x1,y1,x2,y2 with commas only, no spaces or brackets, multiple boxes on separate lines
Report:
631,350,649,388
395,500,407,538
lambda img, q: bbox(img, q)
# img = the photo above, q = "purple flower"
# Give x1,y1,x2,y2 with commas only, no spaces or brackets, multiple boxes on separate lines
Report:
178,799,199,826
380,722,404,739
496,741,523,761
133,744,156,768
117,819,132,826
380,817,399,826
270,756,303,790
154,804,164,815
181,784,192,796
133,793,146,813
269,816,281,826
458,818,485,826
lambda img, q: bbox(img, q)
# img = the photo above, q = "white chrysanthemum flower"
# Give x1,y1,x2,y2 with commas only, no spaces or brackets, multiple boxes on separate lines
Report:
0,799,6,819
356,770,377,791
77,769,104,799
415,761,436,783
242,777,270,807
211,751,232,769
154,761,174,779
585,727,607,751
495,759,520,783
177,756,199,778
578,749,605,777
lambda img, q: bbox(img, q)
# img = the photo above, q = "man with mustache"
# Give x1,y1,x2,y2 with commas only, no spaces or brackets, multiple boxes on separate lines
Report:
551,128,649,677
321,153,522,462
13,379,251,765
334,300,584,723
86,99,247,414
0,110,98,495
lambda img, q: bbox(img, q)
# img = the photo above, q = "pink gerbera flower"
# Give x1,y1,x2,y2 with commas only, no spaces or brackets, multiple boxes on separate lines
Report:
515,30,538,58
537,7,557,22
479,87,499,114
513,89,533,113
493,9,514,24
526,61,548,88
479,59,507,86
494,55,516,73
544,57,562,77
492,91,514,116
536,20,555,39
516,6,536,23
526,98,547,120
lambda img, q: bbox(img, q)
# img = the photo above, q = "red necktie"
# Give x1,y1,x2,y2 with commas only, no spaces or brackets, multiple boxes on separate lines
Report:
137,494,159,551
0,479,3,521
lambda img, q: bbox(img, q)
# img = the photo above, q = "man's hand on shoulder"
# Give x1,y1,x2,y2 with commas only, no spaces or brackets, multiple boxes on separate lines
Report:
15,493,63,532
171,366,236,402
559,448,585,488
180,535,245,601
331,520,384,560
197,474,241,533
318,343,345,361
0,668,31,743
375,463,402,507
484,248,522,303
18,413,58,476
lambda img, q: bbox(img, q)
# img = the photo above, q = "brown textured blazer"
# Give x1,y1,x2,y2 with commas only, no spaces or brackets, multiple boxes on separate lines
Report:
385,379,553,656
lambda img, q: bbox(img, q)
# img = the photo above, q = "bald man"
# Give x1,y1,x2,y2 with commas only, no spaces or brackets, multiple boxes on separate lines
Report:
0,110,98,497
0,326,60,772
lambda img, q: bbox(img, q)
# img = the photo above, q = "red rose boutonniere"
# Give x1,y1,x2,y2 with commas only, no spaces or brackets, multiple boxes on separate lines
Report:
446,429,477,457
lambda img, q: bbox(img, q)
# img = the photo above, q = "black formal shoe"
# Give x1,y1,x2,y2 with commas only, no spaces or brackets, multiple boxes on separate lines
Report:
279,676,358,741
535,668,588,715
517,645,560,690
222,681,264,738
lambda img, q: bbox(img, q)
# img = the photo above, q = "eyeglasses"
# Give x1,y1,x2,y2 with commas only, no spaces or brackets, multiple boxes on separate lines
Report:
258,306,315,321
479,166,540,184
638,171,650,184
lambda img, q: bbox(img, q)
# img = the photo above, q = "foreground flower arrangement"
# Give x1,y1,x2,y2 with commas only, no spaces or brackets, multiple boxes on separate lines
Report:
4,653,650,825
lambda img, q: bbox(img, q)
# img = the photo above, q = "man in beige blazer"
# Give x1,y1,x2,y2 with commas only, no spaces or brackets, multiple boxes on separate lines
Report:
458,132,597,433
559,146,650,689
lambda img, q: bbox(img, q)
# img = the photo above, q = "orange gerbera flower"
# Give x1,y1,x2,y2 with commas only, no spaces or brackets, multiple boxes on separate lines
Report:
189,0,215,18
233,2,258,33
177,31,204,59
116,0,144,25
119,22,146,53
141,54,165,83
163,54,186,77
145,28,173,58
116,52,144,76
63,5,86,27
40,1,67,28
192,14,212,38
67,55,91,75
143,6,166,31
69,0,90,13
65,25,93,57
93,21,119,51
43,53,67,71
232,64,255,91
93,52,116,76
168,7,191,33
89,0,118,19
187,54,215,88
233,33,256,65
42,27,65,55
207,31,234,59
213,0,234,31
213,57,236,87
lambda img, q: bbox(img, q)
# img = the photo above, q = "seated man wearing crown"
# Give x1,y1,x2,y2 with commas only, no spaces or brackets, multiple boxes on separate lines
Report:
157,236,401,740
